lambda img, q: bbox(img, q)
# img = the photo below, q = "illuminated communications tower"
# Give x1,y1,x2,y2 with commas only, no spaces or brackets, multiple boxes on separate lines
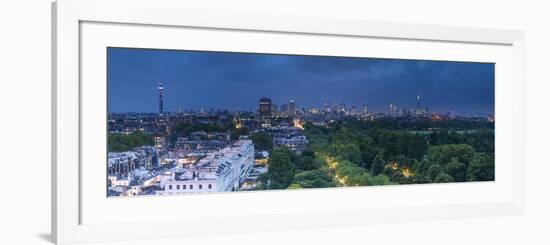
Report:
158,81,164,116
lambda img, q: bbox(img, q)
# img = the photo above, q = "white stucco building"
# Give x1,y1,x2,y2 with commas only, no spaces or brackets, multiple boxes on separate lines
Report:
157,140,255,194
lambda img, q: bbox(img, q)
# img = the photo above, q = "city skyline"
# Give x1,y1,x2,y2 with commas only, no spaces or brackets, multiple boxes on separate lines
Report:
108,47,495,114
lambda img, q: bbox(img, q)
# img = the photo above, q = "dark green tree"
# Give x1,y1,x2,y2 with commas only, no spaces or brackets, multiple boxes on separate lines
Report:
371,154,385,176
434,173,454,183
301,149,316,158
382,165,395,177
274,146,298,163
346,172,372,186
412,159,432,174
287,183,303,189
295,154,324,171
408,134,429,159
292,170,334,188
371,174,393,185
466,153,495,181
390,170,406,183
264,149,296,188
445,157,466,182
334,143,362,164
358,136,378,169
411,159,422,174
335,160,363,178
411,174,432,184
108,131,154,152
428,144,475,167
250,132,273,152
426,164,443,182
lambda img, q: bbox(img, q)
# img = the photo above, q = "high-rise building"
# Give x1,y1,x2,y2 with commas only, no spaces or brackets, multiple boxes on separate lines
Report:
416,95,423,116
158,81,164,115
259,97,272,123
350,105,357,115
271,104,278,116
288,99,296,117
332,102,338,113
340,102,347,113
362,104,369,115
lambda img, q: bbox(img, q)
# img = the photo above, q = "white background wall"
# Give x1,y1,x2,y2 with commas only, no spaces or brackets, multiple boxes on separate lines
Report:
0,0,548,244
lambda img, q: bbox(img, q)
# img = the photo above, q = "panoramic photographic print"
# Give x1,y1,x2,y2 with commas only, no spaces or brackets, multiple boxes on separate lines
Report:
107,47,495,197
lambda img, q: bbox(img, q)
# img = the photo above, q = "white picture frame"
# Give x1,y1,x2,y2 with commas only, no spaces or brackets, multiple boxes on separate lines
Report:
52,0,525,244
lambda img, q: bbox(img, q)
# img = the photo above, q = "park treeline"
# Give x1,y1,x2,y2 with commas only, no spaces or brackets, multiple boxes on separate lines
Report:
256,119,494,190
108,131,154,152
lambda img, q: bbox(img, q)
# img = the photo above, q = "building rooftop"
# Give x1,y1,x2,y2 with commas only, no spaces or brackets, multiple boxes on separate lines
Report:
166,140,253,181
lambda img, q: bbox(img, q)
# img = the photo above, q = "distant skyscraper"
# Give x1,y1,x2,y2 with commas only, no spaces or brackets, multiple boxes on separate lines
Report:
340,102,347,113
288,100,296,117
259,97,272,123
158,81,164,115
363,104,369,115
416,95,422,116
271,104,279,115
332,102,338,113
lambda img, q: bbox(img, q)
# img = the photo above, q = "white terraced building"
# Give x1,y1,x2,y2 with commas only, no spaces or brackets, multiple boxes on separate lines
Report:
157,140,255,194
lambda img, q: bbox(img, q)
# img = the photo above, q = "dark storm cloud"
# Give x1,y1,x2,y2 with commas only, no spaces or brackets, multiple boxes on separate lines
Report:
107,47,494,114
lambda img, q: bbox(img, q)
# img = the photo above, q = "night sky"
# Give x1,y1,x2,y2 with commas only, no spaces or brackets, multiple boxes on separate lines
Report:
107,47,495,115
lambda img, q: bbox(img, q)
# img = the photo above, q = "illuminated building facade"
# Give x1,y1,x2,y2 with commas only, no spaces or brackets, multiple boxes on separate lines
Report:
157,140,255,194
259,97,272,123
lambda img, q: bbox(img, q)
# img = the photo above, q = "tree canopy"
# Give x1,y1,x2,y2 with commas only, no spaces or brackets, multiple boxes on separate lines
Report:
261,147,296,188
256,118,494,191
250,132,273,152
108,131,153,152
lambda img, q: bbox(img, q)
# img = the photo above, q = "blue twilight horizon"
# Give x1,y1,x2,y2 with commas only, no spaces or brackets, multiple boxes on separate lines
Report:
107,47,495,115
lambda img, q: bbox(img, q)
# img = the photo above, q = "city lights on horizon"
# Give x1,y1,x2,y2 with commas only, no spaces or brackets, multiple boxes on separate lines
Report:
112,81,491,117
